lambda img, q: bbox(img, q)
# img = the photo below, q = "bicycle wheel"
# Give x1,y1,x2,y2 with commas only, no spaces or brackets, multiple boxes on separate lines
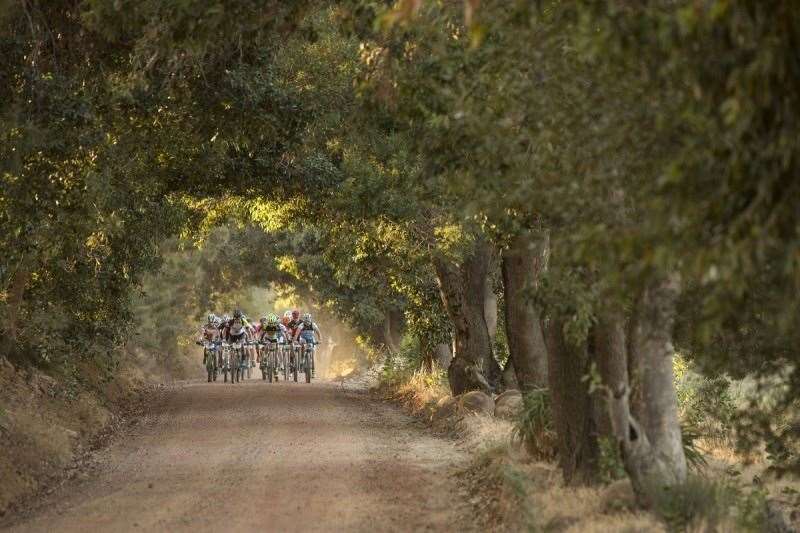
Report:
292,346,299,382
283,346,290,381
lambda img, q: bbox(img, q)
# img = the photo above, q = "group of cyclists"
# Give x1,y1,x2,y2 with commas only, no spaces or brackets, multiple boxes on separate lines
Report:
196,308,322,383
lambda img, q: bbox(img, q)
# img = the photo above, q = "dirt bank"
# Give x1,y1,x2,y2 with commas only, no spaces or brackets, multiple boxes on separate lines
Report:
2,378,471,532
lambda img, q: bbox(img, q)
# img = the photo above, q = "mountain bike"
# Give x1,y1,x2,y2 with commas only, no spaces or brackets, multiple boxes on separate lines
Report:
229,340,244,383
279,338,290,381
300,340,316,383
259,339,279,382
289,341,300,382
220,342,232,383
202,341,219,382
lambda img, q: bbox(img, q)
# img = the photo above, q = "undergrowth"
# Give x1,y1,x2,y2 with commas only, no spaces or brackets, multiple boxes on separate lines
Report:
652,476,770,532
511,389,556,461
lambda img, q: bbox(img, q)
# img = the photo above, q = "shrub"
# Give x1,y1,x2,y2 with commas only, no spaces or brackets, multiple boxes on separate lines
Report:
598,436,627,484
652,476,769,532
511,388,557,460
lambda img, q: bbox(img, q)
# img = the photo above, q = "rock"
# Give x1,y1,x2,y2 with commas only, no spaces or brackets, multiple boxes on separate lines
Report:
601,479,637,512
459,390,495,416
766,500,795,533
494,389,523,420
432,396,459,422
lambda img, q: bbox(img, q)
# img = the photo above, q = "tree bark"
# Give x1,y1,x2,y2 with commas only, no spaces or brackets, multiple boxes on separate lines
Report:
545,319,599,484
629,275,687,487
484,276,498,345
434,343,452,369
502,354,520,390
596,277,687,506
433,236,503,395
502,231,549,391
5,259,31,342
383,307,404,354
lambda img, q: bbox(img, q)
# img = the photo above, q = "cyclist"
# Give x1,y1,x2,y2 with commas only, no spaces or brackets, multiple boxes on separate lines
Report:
255,314,285,342
293,313,321,344
286,309,302,338
280,310,291,329
293,312,321,376
218,314,230,338
223,310,248,342
197,314,219,343
197,314,220,370
242,313,258,377
223,309,252,380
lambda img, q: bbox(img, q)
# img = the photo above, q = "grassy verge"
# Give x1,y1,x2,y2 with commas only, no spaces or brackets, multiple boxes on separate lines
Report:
376,360,793,532
0,355,164,518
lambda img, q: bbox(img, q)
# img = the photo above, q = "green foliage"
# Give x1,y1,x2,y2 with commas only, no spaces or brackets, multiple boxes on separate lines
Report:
3,0,800,507
380,335,431,387
652,476,769,533
597,437,626,485
511,389,556,460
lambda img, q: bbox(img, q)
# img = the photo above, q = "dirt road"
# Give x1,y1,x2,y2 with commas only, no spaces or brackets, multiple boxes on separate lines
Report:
4,378,469,532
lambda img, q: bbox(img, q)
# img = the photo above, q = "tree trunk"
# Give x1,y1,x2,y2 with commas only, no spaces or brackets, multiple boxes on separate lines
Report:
484,276,498,345
433,236,503,395
434,343,452,369
383,308,404,354
502,354,520,390
545,319,599,484
502,231,549,391
629,275,687,488
5,259,31,341
596,277,687,506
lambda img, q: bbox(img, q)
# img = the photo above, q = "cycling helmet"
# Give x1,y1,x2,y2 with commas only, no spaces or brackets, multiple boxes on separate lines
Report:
207,314,216,324
291,309,300,319
267,313,279,325
283,311,292,319
260,316,268,324
222,314,230,322
302,313,312,322
233,309,243,319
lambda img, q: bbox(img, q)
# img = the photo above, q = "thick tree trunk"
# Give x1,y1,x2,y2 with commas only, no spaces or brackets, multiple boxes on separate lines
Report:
433,236,503,395
502,354,520,390
596,277,687,506
629,275,687,488
502,231,549,391
545,319,599,484
434,343,452,369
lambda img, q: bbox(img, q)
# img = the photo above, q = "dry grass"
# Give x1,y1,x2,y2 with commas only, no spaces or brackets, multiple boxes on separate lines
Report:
376,364,800,531
463,442,665,532
0,356,152,518
382,365,451,417
378,368,667,532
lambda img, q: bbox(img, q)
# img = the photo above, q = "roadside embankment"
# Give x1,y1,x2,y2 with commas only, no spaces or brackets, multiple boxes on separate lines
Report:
0,357,165,518
375,365,796,532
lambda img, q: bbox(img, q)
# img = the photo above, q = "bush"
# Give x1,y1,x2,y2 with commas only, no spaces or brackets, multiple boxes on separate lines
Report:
674,355,736,446
511,388,557,460
652,476,769,532
597,436,627,484
380,335,426,387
